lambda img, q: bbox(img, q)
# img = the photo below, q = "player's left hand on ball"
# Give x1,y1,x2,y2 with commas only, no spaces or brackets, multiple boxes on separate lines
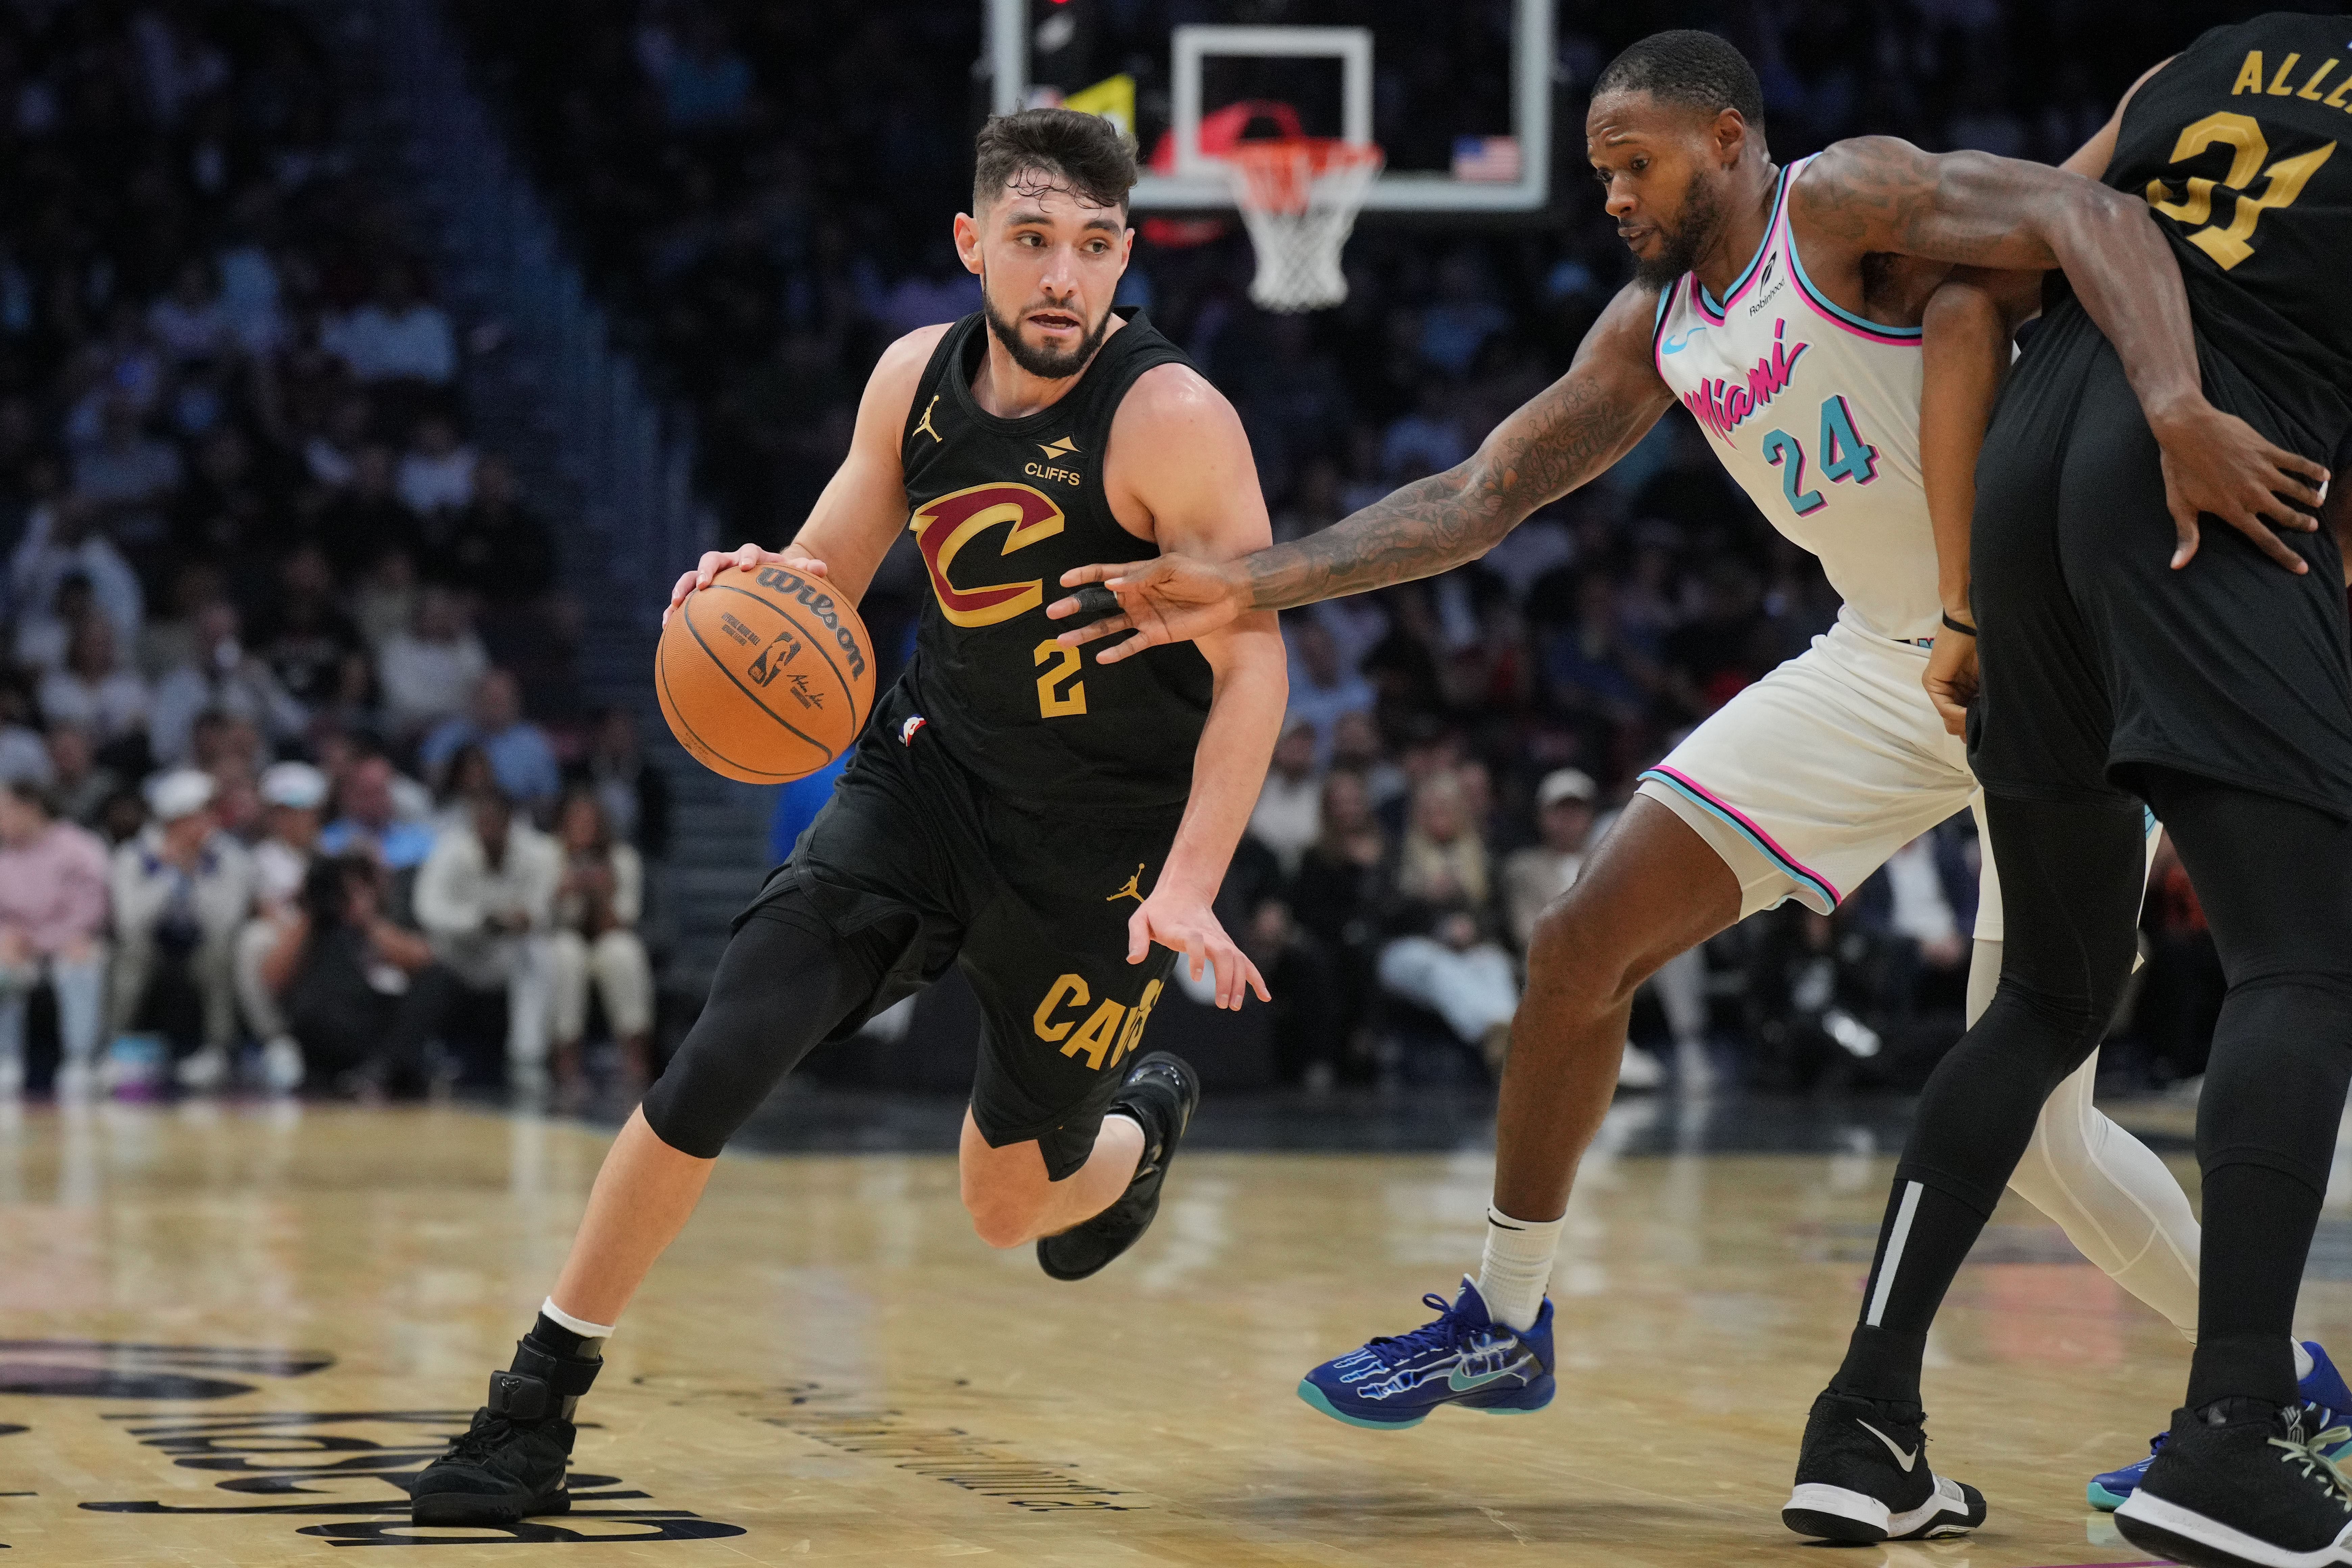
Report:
663,542,827,626
2151,400,2329,574
1127,892,1270,1011
1923,626,1978,738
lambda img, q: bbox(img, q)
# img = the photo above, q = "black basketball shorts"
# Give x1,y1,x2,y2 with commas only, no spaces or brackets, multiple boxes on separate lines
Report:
1968,297,2352,820
738,684,1183,1180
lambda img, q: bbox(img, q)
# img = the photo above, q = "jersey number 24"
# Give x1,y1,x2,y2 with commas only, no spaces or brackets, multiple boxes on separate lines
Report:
1760,396,1878,517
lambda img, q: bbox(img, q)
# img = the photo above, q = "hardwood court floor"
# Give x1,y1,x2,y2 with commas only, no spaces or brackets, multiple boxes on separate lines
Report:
0,1096,2330,1567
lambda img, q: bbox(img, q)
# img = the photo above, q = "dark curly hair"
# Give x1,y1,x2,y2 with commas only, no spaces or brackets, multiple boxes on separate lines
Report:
973,107,1138,214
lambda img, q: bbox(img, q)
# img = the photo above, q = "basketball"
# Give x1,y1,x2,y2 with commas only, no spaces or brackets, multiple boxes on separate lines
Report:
655,561,875,783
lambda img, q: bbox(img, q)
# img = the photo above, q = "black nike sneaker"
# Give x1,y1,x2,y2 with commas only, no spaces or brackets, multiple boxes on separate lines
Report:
1037,1051,1199,1282
410,1337,601,1525
1782,1389,1986,1543
2116,1398,2352,1567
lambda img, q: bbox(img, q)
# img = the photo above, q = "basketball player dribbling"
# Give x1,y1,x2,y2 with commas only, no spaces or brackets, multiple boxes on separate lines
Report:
1048,28,2338,1538
408,108,1286,1526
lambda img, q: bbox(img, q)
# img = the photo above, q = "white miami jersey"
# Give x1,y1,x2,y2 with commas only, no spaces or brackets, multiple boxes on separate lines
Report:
1650,154,1939,644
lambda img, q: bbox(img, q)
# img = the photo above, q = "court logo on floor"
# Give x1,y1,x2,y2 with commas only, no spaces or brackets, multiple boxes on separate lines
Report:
79,1410,748,1546
0,1340,332,1400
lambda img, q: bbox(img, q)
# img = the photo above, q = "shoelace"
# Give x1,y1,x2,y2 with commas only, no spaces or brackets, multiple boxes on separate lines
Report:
1365,1295,1486,1361
440,1413,523,1466
2272,1422,2352,1511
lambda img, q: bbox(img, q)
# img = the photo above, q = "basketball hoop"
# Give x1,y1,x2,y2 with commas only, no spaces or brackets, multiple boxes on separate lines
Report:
1219,137,1384,312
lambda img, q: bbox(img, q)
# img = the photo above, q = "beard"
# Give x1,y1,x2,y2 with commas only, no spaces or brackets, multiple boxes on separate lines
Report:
981,280,1114,379
1629,177,1725,289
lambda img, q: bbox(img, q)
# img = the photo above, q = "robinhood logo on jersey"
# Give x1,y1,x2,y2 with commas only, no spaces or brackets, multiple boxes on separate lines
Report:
907,482,1068,627
1682,317,1809,445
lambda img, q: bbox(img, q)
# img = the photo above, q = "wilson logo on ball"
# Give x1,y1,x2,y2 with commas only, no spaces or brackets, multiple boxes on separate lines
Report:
906,482,1067,628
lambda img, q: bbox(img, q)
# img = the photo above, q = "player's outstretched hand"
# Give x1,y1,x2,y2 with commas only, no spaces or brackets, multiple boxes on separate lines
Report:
1048,553,1250,665
1923,627,1978,738
2151,400,2329,574
663,542,828,626
1126,890,1270,1012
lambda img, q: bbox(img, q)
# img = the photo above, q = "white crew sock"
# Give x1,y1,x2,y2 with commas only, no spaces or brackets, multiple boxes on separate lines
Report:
1476,1206,1565,1333
541,1296,617,1340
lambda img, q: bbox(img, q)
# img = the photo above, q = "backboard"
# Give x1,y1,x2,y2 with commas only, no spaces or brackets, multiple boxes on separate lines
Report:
987,0,1554,214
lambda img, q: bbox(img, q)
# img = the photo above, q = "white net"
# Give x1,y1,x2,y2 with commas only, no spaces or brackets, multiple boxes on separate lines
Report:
1219,139,1383,313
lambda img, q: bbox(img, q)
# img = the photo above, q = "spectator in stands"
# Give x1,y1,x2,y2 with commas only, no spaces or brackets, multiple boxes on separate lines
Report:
8,496,143,654
317,747,438,873
1502,768,1598,952
11,569,94,671
1290,768,1391,1054
39,618,149,752
236,761,329,1092
109,769,254,1091
262,851,458,1096
547,788,653,1092
147,258,234,363
1248,720,1322,876
352,546,420,651
395,413,476,516
1285,617,1375,766
420,669,560,818
73,395,181,548
303,394,373,490
414,788,560,1087
0,778,110,1096
657,11,753,129
376,586,487,738
316,445,420,579
42,723,116,828
572,705,670,857
323,263,456,385
436,454,555,602
248,546,363,711
0,677,48,786
148,601,306,766
1379,771,1518,1068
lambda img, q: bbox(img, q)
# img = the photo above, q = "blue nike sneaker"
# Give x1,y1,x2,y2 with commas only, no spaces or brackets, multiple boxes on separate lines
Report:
2087,1339,2352,1510
1297,1277,1554,1430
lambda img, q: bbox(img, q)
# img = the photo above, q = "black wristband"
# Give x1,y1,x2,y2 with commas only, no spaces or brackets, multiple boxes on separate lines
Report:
1940,612,1978,638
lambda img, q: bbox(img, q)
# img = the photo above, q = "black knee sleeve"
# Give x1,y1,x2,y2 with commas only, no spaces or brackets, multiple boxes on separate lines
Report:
639,891,911,1158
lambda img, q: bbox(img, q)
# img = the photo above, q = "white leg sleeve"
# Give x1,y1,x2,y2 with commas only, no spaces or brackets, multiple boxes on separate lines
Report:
1976,937,2202,1340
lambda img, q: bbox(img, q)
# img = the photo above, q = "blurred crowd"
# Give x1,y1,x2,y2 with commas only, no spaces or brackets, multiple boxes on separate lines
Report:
459,0,2225,1095
0,1,670,1102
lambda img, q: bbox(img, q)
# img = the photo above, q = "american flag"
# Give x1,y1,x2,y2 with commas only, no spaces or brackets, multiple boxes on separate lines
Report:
1452,135,1522,183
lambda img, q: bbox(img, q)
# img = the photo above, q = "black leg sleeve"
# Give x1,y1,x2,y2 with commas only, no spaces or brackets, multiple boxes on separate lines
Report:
638,891,913,1158
2141,767,2352,1409
1833,792,2147,1403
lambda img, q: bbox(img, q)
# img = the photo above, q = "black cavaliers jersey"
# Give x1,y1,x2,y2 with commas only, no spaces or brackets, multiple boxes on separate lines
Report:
894,308,1212,814
2108,13,2352,450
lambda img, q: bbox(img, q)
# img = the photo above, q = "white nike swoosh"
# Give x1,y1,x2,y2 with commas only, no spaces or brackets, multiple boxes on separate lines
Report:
1857,1418,1917,1472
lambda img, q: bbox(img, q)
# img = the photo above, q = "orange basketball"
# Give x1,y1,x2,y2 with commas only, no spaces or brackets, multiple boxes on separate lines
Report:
655,562,876,783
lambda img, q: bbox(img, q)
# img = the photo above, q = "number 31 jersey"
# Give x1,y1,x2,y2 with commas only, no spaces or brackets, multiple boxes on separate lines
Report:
1650,154,1937,646
2102,13,2352,450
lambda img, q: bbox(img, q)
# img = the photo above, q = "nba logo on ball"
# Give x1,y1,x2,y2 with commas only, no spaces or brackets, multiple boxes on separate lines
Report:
656,563,877,783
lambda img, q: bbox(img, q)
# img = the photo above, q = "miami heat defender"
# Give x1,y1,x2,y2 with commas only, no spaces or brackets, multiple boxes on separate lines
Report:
1049,28,2324,1540
407,108,1284,1526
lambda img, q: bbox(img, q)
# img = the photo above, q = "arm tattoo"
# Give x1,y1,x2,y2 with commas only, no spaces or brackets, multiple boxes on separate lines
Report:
1242,370,1656,611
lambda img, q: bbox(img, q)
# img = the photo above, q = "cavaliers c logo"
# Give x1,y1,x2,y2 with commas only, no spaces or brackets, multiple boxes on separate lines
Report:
907,482,1067,628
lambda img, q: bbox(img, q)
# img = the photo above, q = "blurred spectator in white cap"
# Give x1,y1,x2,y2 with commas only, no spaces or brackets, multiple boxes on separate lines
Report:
0,779,110,1096
148,602,306,766
38,618,149,749
1247,720,1322,877
109,768,253,1091
236,760,327,1093
1502,768,1598,952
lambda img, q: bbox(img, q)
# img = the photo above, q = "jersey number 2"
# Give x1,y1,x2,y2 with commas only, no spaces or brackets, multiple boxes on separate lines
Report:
1761,396,1877,518
2147,112,2334,270
1034,640,1087,717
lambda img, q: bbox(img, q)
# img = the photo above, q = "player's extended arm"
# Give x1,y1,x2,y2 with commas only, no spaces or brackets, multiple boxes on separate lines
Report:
661,326,944,623
1110,365,1284,1009
1048,283,1673,662
1794,135,2328,572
